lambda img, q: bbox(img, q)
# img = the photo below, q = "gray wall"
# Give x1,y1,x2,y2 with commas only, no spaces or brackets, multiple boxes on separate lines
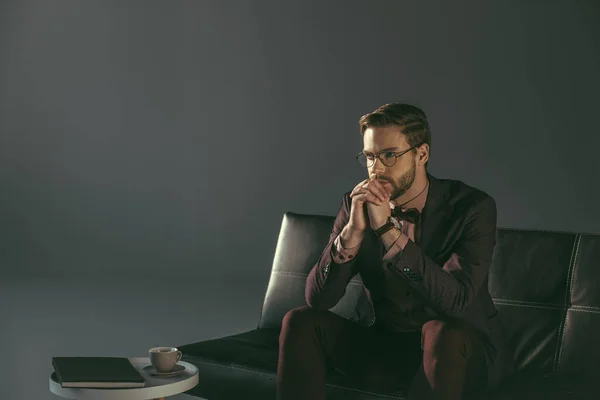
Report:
1,0,598,399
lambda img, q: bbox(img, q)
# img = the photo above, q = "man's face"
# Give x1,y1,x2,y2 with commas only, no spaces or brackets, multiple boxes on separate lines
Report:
362,125,417,200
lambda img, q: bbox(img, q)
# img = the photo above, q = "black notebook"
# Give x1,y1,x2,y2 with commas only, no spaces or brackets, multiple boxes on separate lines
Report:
52,357,146,388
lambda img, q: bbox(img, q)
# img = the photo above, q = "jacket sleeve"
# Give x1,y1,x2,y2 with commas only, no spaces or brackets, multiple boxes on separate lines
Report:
384,195,497,318
305,192,361,310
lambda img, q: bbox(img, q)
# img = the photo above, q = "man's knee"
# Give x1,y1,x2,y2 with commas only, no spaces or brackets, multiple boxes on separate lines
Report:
282,305,315,329
421,320,473,360
280,305,328,339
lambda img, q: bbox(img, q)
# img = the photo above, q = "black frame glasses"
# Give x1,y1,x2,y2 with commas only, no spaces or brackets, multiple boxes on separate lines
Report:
356,144,420,168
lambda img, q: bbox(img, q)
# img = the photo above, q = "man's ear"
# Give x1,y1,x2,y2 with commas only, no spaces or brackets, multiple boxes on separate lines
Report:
417,144,429,165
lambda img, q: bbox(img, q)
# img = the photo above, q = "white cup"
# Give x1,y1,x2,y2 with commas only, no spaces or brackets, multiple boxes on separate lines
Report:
149,347,182,372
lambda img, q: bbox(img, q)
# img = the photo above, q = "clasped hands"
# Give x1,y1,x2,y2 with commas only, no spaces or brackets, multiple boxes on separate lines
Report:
348,176,393,232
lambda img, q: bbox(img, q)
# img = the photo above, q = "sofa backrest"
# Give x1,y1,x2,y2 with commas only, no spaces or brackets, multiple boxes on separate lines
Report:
488,229,600,377
258,213,369,331
258,212,600,377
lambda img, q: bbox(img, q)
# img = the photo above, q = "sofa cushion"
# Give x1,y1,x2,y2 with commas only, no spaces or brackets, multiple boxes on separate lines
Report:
178,329,280,399
488,230,600,378
487,229,578,375
483,373,597,400
557,234,600,376
179,329,280,374
179,329,412,399
179,329,596,400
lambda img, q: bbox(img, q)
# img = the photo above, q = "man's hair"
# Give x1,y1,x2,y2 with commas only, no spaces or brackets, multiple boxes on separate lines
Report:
359,102,431,164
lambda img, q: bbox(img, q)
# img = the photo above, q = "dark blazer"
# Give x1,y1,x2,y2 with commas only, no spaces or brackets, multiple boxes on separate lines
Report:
305,173,515,390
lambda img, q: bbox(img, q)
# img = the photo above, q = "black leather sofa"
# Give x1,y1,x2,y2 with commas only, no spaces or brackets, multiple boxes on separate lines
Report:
178,212,599,399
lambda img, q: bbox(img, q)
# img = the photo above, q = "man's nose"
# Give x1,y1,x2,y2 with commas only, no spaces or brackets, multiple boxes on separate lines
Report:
370,158,386,174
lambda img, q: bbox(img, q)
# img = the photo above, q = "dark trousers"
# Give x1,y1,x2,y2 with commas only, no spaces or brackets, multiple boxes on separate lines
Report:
276,305,488,400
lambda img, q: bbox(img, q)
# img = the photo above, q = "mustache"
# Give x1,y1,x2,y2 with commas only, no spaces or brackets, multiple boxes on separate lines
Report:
371,174,392,183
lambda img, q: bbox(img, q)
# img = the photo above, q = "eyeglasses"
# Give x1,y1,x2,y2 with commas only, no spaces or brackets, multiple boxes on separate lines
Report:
356,144,420,168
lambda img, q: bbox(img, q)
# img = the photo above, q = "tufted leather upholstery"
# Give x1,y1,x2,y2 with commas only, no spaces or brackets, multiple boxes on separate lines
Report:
179,212,600,399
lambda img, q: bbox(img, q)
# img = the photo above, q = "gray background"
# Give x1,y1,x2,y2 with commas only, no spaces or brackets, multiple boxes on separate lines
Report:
1,0,598,399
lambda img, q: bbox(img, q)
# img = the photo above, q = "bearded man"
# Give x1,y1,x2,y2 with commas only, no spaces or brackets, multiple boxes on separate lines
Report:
276,102,515,400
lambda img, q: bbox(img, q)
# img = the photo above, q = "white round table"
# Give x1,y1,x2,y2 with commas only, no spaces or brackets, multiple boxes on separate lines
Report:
49,357,200,400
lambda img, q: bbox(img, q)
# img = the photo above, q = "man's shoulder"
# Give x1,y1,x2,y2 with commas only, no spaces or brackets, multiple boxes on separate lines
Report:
341,189,353,203
336,190,354,212
435,175,496,210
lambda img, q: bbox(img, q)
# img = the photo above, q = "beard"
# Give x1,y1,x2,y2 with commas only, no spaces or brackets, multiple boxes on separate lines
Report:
381,160,416,201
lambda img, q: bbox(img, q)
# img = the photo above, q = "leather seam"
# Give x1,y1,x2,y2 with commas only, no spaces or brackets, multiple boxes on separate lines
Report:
497,226,599,237
491,301,600,313
491,299,565,310
554,233,580,374
271,271,308,278
569,306,600,314
271,270,363,286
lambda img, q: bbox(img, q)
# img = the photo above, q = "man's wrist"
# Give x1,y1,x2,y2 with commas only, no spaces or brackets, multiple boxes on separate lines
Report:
372,216,396,237
371,218,390,231
383,228,407,250
340,224,365,248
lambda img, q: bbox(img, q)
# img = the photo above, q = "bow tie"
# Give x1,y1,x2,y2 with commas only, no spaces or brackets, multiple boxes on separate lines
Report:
392,207,421,224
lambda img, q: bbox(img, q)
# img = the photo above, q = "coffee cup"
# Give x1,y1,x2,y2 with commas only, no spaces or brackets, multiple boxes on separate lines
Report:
149,347,182,372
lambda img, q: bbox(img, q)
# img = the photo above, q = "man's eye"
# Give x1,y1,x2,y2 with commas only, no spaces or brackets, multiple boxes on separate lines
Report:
383,152,396,159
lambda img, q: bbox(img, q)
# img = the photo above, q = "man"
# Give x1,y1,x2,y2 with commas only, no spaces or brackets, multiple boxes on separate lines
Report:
276,103,515,400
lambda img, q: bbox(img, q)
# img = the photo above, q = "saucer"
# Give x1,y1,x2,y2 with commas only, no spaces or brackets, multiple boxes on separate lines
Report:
142,363,186,377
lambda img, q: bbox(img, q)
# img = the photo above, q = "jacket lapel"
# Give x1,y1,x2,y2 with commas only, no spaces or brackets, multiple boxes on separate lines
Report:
419,173,452,258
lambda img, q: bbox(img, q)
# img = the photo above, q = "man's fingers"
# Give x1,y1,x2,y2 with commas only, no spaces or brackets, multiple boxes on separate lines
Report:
372,179,392,197
351,182,387,203
353,191,383,206
350,178,391,203
350,179,370,197
368,182,388,202
354,178,369,191
355,179,387,203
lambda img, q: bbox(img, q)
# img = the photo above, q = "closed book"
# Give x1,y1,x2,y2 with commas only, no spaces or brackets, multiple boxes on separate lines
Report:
52,357,146,388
